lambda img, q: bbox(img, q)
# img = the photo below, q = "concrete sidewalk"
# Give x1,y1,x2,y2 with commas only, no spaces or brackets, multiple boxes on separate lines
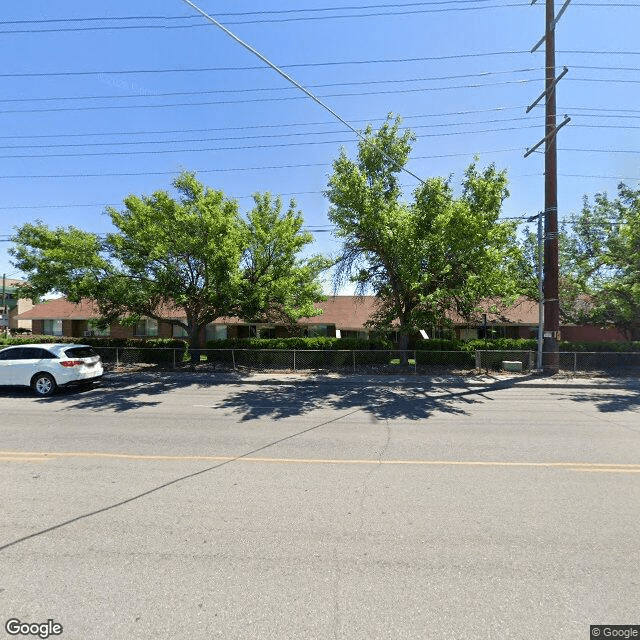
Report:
102,367,640,389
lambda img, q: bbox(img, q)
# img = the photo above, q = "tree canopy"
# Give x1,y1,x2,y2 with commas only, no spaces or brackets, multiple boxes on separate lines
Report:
326,115,523,350
521,182,640,339
10,172,330,350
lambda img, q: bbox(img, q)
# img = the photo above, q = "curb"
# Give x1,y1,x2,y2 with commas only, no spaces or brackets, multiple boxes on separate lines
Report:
101,370,640,390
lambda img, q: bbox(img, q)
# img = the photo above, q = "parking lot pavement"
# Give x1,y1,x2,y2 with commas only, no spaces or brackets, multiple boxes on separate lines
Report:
0,376,639,640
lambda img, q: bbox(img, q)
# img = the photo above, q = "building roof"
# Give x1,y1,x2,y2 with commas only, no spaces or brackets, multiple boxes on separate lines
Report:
300,296,381,328
449,297,540,326
19,295,541,327
18,298,101,320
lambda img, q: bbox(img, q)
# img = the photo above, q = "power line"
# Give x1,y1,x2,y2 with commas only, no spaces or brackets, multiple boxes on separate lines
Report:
0,52,533,78
4,108,639,144
2,2,637,32
0,68,545,104
1,76,638,110
0,149,527,180
11,120,640,153
0,143,530,160
178,0,427,186
0,160,637,182
0,80,541,116
0,8,532,34
2,52,638,80
1,173,638,214
0,107,533,140
2,1,635,26
1,124,546,152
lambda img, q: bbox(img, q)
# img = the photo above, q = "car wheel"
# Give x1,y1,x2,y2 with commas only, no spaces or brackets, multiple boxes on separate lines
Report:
31,373,57,397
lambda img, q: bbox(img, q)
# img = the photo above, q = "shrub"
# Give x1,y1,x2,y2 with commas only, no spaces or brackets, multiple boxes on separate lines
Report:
463,338,537,352
0,335,187,364
204,336,392,350
414,338,466,352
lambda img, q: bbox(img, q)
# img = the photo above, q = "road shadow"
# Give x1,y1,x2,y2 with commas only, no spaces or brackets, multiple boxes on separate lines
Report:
564,389,640,413
216,379,486,422
29,371,534,420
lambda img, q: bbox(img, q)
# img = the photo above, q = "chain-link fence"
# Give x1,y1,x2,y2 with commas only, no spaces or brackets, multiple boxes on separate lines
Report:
557,351,640,374
475,350,536,372
95,347,640,375
91,346,181,368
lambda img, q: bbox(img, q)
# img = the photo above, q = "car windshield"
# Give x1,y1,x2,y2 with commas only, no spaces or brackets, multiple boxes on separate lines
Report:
64,346,98,359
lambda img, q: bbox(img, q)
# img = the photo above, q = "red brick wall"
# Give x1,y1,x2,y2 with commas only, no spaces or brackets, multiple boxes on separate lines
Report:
561,325,628,342
109,324,134,339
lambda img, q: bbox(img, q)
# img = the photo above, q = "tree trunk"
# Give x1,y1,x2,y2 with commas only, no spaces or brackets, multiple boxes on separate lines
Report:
399,331,410,366
188,325,201,364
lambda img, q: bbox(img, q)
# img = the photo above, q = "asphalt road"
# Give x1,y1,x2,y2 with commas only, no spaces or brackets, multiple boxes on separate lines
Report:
1,372,639,640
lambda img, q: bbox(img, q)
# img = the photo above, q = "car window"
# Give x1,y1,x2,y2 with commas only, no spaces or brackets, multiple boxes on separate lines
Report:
0,347,58,360
29,348,58,359
64,346,97,358
17,347,57,360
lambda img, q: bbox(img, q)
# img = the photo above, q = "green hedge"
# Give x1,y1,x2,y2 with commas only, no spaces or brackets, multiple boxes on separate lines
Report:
0,335,188,365
205,336,393,350
414,338,466,352
463,338,538,352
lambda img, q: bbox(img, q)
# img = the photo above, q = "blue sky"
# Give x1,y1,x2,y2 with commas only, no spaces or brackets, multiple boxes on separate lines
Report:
1,1,639,290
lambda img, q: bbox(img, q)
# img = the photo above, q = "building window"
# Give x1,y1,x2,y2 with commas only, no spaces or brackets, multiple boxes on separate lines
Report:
245,324,276,339
308,324,334,338
172,320,188,338
478,325,507,340
339,329,369,340
427,326,454,340
134,318,158,337
257,325,275,339
88,320,110,337
206,324,228,342
43,320,63,336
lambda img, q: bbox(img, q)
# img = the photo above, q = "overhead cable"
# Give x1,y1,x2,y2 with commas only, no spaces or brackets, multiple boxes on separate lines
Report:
179,0,426,185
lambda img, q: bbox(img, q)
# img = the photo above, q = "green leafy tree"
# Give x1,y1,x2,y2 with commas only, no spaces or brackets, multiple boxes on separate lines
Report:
326,115,523,358
520,183,640,339
10,172,328,354
239,192,332,326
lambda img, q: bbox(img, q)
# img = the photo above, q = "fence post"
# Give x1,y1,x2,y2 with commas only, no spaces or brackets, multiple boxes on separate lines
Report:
475,350,481,371
414,350,417,374
574,352,577,373
232,349,236,371
353,350,356,373
173,348,176,369
116,347,120,367
293,349,296,372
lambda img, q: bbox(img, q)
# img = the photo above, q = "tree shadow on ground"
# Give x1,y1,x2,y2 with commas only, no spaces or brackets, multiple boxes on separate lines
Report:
563,389,640,413
30,371,531,420
216,379,489,422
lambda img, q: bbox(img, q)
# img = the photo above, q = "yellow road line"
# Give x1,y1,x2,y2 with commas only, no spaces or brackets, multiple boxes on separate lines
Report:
0,456,52,463
0,450,639,471
569,468,640,474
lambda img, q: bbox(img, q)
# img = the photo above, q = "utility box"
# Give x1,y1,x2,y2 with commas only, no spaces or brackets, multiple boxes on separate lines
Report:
502,360,523,372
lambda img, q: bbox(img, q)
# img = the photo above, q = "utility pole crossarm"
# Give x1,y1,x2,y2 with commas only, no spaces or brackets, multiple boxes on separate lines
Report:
524,116,571,158
526,67,568,113
530,0,572,52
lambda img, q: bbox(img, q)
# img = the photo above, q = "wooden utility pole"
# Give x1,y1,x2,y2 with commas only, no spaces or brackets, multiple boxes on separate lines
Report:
543,0,560,372
525,0,572,373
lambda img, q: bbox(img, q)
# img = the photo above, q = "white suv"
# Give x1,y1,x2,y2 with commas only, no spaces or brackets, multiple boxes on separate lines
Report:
0,343,103,397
